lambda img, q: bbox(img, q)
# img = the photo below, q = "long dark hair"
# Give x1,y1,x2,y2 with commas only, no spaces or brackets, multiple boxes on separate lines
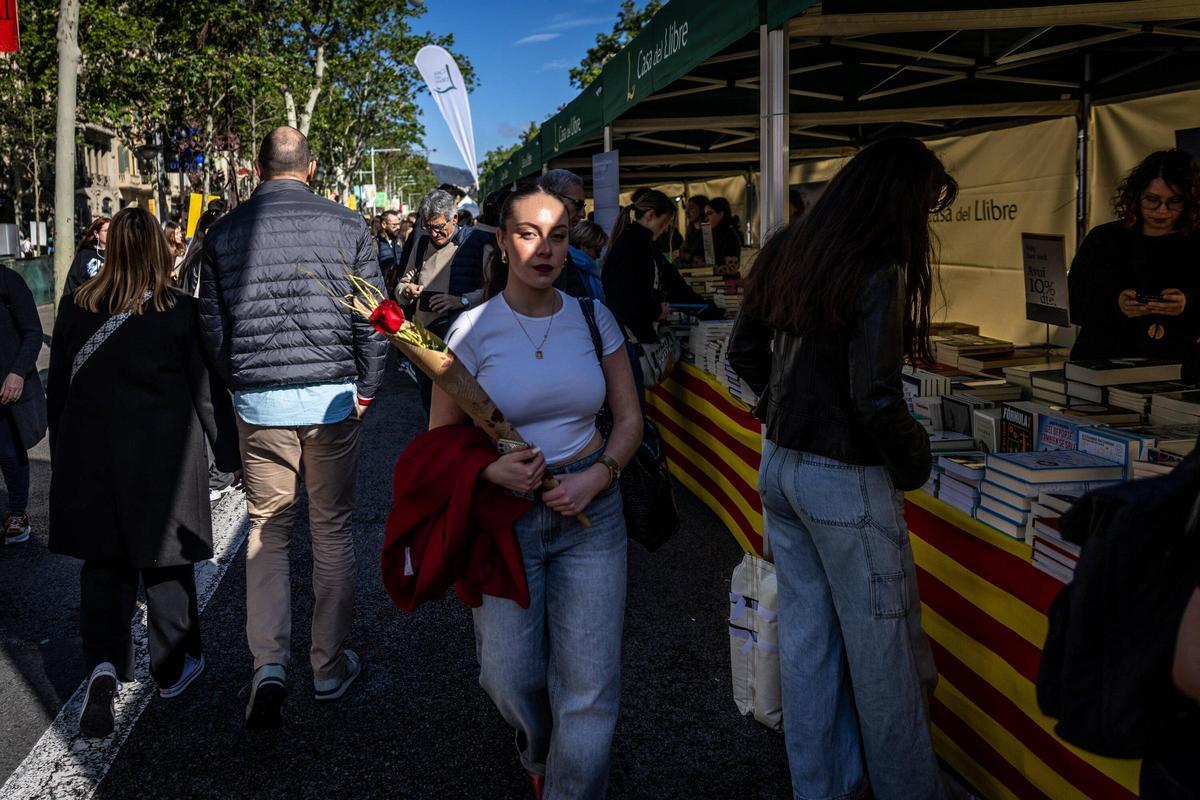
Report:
1114,148,1200,235
707,196,740,232
485,184,567,298
742,138,957,363
74,208,177,315
77,216,110,254
608,189,674,244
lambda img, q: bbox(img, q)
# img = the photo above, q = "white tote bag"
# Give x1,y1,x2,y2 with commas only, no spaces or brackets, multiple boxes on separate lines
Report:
729,549,783,732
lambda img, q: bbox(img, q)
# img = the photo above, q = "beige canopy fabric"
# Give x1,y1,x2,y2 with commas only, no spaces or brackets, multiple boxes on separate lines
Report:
1089,87,1200,226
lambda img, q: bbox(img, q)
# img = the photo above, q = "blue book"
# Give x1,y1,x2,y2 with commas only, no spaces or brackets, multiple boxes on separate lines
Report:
986,450,1124,484
1075,427,1146,479
1036,413,1091,452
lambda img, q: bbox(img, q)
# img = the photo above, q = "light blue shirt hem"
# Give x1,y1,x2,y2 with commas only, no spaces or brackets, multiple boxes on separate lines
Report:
234,382,356,427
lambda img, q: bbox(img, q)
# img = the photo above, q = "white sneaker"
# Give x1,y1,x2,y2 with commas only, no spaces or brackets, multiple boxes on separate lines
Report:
159,653,206,698
79,662,120,738
313,649,362,702
245,663,286,729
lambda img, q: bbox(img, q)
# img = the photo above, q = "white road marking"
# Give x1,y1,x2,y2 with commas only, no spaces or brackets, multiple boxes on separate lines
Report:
0,494,250,800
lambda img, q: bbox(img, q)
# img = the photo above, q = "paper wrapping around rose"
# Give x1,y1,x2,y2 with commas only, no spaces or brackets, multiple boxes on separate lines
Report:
395,342,521,442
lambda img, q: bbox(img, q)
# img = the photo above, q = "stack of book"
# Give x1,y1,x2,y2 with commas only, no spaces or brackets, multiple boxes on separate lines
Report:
958,347,1068,375
1058,358,1182,418
720,361,758,407
1031,369,1069,405
933,335,1015,369
1149,389,1200,425
687,321,734,365
974,451,1124,539
951,377,1023,403
712,278,744,316
902,365,953,409
1029,511,1080,583
930,321,981,337
936,454,986,515
929,431,976,452
676,265,720,296
1107,381,1193,416
940,395,994,437
1003,362,1067,395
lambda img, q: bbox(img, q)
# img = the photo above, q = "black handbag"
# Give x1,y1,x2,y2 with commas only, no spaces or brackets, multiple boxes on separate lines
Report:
0,268,47,450
579,298,680,551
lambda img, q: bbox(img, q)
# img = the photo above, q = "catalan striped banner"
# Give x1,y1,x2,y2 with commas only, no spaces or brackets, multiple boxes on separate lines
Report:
646,363,1143,800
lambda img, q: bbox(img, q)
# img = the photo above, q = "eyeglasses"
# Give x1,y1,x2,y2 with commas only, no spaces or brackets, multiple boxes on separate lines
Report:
424,221,451,235
1140,193,1186,212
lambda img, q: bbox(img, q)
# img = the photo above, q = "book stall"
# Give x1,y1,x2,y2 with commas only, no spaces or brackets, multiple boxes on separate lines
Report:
477,2,1200,797
652,284,1200,799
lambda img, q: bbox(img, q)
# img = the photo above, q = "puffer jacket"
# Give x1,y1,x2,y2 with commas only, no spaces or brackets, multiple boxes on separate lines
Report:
198,179,389,398
728,262,931,491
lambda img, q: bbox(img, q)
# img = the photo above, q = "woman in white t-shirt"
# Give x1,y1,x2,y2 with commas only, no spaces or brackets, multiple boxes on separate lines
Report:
431,184,642,799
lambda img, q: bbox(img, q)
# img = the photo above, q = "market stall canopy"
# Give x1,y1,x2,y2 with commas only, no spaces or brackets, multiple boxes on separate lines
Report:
479,0,1200,190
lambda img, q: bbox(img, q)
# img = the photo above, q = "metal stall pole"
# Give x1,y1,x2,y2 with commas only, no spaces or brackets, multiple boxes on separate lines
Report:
1076,53,1092,249
759,24,789,245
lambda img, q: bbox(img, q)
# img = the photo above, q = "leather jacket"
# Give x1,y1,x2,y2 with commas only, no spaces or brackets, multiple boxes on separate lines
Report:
728,263,931,491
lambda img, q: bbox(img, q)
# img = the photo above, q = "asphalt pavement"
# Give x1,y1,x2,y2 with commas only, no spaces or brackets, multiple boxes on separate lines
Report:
0,346,793,799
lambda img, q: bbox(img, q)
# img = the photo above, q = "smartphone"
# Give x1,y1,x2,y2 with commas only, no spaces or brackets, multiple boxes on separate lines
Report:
1136,292,1166,304
417,292,446,312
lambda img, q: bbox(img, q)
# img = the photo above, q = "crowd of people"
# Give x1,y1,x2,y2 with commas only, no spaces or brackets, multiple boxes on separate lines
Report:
0,120,1192,800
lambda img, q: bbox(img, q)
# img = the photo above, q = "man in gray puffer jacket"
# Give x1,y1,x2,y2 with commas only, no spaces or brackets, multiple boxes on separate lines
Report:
199,126,388,728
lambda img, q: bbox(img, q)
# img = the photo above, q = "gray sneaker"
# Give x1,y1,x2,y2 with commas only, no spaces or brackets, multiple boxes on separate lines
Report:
159,653,206,699
313,649,362,702
79,662,120,738
245,663,286,729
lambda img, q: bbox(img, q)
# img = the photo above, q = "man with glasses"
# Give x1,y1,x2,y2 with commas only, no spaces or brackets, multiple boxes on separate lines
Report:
395,188,472,412
376,210,404,291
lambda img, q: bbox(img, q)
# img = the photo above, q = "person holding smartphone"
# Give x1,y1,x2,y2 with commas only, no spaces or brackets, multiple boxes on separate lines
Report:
1069,149,1200,378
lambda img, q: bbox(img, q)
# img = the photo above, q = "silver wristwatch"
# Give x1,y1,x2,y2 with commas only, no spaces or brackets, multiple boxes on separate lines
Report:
460,295,470,307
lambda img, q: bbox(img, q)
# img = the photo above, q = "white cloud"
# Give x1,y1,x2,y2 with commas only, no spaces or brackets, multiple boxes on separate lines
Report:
539,60,571,72
544,16,609,32
515,33,561,45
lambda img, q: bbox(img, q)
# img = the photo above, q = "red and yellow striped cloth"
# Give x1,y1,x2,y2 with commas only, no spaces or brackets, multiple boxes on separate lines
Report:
646,363,1142,800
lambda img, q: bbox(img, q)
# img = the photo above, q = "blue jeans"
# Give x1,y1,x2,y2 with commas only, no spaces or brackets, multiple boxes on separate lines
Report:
759,441,943,800
473,448,627,800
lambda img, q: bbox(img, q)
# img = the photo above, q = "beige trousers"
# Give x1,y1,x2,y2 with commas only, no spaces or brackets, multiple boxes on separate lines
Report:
237,415,362,681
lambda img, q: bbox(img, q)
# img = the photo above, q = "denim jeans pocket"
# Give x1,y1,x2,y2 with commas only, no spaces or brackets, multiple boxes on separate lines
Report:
863,467,908,549
870,571,908,619
795,453,870,529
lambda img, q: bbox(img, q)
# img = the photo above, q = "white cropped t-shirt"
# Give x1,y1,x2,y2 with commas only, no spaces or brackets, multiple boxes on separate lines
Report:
445,290,625,464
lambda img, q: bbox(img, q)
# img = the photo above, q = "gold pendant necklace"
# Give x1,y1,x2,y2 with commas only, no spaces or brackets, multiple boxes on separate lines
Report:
507,294,559,359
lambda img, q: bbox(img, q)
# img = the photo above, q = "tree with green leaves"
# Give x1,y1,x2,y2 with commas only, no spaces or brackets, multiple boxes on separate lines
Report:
569,0,662,89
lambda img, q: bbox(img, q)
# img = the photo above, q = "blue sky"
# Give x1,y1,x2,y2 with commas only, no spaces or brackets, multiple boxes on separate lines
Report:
412,0,631,172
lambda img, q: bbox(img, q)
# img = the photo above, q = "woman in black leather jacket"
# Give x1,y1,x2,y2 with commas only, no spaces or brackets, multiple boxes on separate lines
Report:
729,138,957,800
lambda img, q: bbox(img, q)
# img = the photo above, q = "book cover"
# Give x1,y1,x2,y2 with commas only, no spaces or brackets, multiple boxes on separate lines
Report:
1037,413,1086,452
1063,358,1183,386
939,453,987,482
1036,490,1081,514
1075,427,1139,477
1000,402,1037,452
986,450,1125,483
973,408,1001,453
940,395,979,436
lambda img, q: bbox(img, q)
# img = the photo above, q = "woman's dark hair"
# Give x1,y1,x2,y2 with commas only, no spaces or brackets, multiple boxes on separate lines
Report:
194,208,224,238
481,186,513,227
74,207,177,315
1113,148,1200,235
706,196,740,232
687,195,709,217
485,184,568,298
609,189,675,244
77,216,110,253
742,138,957,364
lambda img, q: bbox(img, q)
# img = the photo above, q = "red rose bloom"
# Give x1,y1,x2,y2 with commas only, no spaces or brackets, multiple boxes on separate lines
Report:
369,299,406,335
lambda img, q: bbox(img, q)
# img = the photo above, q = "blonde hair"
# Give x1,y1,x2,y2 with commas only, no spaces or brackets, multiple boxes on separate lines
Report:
74,207,178,315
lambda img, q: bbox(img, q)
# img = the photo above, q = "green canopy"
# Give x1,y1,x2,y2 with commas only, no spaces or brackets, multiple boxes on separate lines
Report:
599,0,761,122
510,137,543,181
540,82,605,161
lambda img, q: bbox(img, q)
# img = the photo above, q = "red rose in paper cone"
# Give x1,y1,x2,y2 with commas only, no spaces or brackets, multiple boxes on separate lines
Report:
370,300,406,335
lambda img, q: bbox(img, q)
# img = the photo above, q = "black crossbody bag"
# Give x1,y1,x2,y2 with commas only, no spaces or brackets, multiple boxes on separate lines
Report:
579,297,679,551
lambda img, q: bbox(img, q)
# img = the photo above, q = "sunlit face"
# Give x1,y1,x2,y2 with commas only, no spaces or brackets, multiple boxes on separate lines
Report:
98,222,109,249
381,213,402,238
424,214,456,246
1140,177,1185,236
171,227,184,245
499,194,569,291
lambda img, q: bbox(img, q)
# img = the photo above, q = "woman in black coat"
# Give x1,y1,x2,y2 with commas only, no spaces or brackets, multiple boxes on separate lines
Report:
47,207,239,738
0,265,44,544
63,216,108,296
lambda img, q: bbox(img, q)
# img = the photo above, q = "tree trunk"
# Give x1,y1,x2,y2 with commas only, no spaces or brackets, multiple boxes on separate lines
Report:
53,0,81,305
202,111,214,199
31,113,42,256
297,44,326,137
284,91,298,129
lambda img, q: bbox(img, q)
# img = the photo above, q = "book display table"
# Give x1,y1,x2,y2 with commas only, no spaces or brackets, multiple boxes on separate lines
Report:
646,363,1143,799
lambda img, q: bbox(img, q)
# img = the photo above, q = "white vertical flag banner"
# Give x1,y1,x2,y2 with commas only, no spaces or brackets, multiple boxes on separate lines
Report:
415,45,478,183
